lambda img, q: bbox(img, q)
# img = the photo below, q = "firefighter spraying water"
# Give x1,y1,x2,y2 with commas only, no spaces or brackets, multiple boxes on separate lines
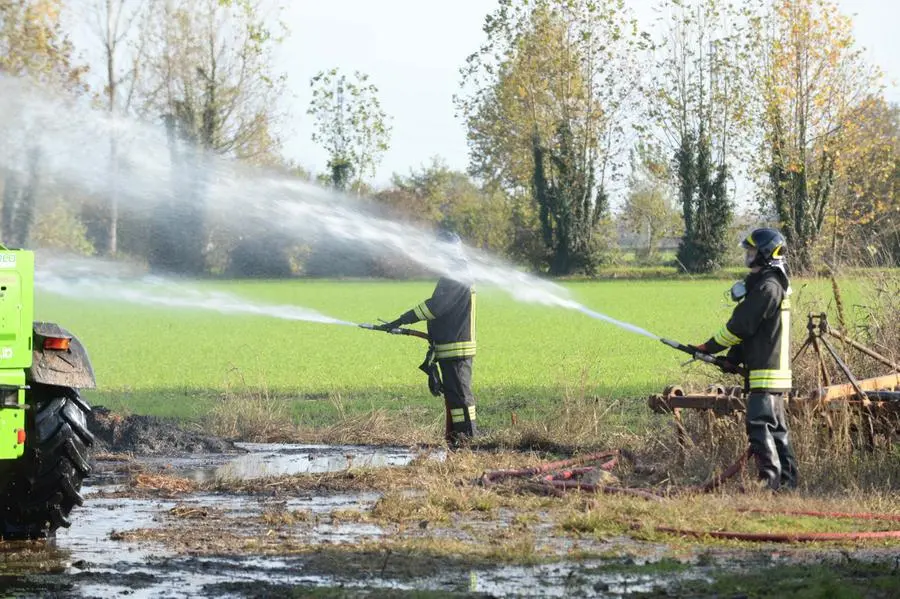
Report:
682,228,799,490
361,228,800,493
365,231,478,448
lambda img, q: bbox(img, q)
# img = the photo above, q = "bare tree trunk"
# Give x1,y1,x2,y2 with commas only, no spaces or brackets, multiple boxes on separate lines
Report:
106,0,118,256
15,148,41,248
108,135,118,255
1,169,20,246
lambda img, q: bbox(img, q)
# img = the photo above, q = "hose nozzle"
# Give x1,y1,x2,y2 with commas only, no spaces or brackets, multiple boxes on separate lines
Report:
660,338,683,350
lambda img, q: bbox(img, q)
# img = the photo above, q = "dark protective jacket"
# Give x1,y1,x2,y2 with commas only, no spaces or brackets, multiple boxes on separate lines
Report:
704,267,792,393
398,276,476,360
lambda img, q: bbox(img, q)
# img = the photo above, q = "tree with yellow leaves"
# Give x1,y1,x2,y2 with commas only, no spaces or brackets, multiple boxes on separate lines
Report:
759,0,882,272
825,97,899,265
457,0,645,275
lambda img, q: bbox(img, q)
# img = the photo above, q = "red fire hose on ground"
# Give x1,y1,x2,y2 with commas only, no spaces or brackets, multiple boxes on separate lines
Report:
479,449,900,543
479,450,620,485
480,450,666,502
653,513,900,543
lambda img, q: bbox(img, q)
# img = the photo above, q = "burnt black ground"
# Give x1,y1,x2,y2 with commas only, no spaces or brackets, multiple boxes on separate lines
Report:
88,406,237,455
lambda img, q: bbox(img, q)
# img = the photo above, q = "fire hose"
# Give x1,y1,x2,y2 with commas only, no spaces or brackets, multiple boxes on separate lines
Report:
363,326,900,542
479,450,620,484
480,449,900,542
359,323,430,340
660,338,746,376
480,450,664,502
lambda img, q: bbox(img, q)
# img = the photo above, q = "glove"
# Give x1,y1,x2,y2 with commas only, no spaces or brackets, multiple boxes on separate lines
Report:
718,359,739,374
375,319,403,332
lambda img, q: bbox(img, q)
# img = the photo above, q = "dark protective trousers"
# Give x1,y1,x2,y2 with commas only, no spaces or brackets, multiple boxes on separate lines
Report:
746,392,798,490
438,358,477,445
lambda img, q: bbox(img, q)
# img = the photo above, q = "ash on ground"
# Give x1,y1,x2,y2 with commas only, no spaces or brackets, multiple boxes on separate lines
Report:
87,406,238,455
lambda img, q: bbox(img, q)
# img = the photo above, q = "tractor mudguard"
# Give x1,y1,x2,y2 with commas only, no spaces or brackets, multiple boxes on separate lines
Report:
27,322,96,390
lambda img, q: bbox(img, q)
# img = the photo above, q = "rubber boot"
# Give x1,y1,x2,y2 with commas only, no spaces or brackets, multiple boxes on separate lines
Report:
746,392,783,490
440,358,477,450
772,396,799,489
446,407,476,450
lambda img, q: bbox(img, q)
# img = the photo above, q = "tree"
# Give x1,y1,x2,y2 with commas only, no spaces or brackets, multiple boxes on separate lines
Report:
827,98,900,265
133,0,286,273
307,68,392,193
79,0,152,256
759,0,881,272
621,144,681,258
0,0,86,87
0,0,86,248
672,122,732,273
646,0,757,272
532,122,608,274
0,147,41,248
31,200,96,255
375,158,513,253
457,0,644,274
136,0,285,158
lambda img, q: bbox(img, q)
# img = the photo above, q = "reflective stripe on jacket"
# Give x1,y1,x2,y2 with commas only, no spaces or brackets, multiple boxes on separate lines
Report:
705,268,792,393
398,276,476,360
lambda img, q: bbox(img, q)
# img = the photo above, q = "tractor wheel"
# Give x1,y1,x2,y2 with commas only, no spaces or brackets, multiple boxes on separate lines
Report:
0,385,94,539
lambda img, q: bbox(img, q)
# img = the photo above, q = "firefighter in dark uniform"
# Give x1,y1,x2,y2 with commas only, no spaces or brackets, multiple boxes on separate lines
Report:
694,228,798,490
378,231,477,447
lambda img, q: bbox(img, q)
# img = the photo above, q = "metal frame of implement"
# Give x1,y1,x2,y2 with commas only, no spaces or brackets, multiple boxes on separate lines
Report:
649,313,900,448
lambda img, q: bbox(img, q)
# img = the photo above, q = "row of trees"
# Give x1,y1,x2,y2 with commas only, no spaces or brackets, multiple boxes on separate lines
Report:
455,0,897,274
1,0,290,273
0,0,897,277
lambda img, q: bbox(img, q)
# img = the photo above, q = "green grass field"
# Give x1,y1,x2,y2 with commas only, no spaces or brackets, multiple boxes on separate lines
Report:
35,276,850,430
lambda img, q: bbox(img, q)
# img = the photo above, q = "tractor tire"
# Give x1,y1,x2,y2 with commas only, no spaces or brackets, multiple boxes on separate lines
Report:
0,385,94,539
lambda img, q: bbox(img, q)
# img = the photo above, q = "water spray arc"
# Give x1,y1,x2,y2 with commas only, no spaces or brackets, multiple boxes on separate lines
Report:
564,302,659,340
36,260,354,327
0,75,676,348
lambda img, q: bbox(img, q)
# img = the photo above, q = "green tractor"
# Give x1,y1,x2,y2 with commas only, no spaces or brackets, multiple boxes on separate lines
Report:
0,248,95,539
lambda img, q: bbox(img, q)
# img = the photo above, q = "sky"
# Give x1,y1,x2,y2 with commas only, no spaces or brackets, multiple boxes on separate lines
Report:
276,0,900,191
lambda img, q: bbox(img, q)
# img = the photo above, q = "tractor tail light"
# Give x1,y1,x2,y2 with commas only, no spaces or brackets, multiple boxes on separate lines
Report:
17,429,25,444
43,337,71,351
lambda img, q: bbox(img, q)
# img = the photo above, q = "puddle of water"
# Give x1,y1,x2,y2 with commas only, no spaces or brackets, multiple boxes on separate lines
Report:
86,443,439,488
286,491,382,513
50,446,414,571
170,492,389,545
6,443,709,598
75,555,424,599
98,443,438,485
55,496,177,569
467,562,706,597
74,555,693,599
198,443,437,482
170,490,382,515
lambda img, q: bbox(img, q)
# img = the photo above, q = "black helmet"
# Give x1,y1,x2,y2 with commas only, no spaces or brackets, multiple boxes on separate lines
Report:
741,228,786,267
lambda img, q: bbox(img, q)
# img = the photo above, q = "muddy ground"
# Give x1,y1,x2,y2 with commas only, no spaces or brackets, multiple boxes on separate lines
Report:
88,407,238,455
2,411,900,598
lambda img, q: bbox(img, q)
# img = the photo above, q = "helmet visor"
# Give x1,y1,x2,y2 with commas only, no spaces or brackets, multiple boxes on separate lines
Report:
744,247,758,268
